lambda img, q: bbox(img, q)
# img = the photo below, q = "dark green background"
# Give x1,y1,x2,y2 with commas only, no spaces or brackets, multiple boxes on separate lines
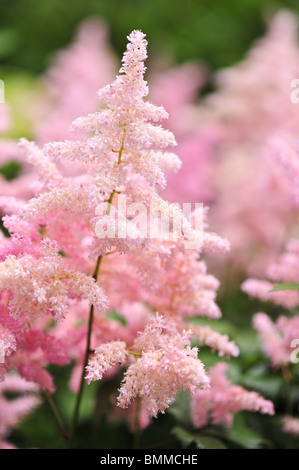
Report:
1,0,299,74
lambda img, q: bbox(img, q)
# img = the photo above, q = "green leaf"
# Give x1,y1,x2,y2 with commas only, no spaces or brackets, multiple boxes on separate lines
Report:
225,414,273,449
172,426,227,449
0,160,22,180
270,283,299,292
194,435,228,449
167,390,192,427
241,376,282,399
106,310,127,326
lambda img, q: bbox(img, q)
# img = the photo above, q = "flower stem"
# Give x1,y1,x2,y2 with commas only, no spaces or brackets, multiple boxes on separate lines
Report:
68,135,125,448
282,364,297,416
68,255,103,448
133,397,141,449
44,390,68,443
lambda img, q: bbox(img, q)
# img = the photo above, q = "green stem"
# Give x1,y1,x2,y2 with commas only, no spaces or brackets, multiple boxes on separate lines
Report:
68,255,102,448
44,390,68,443
282,364,296,416
133,397,141,449
68,128,125,448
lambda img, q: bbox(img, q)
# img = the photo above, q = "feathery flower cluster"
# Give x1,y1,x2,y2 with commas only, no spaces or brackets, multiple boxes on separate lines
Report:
191,363,274,428
85,341,128,383
0,236,107,322
87,314,210,418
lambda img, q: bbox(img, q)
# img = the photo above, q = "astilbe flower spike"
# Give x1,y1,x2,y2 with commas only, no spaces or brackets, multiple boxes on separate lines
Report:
0,29,275,441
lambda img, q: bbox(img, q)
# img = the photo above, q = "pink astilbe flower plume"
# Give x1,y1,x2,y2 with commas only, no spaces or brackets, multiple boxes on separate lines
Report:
21,30,191,261
0,237,107,323
191,363,274,428
87,314,210,418
0,27,272,440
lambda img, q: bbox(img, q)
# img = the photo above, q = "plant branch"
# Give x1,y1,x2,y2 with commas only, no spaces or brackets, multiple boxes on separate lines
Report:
68,255,102,448
44,390,68,443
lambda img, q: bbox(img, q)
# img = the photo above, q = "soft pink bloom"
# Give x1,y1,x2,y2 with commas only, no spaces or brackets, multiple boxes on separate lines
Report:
0,28,239,431
252,313,299,367
0,374,40,449
191,324,239,358
197,11,299,277
117,314,210,418
242,279,299,309
191,363,274,428
85,341,128,384
282,416,299,435
0,237,107,322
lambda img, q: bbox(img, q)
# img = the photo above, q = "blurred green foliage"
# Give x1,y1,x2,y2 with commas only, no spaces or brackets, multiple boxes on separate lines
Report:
1,0,299,74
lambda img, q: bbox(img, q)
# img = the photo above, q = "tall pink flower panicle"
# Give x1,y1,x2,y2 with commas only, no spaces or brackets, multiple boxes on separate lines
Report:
191,363,274,428
21,29,192,262
0,27,276,442
0,374,40,449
